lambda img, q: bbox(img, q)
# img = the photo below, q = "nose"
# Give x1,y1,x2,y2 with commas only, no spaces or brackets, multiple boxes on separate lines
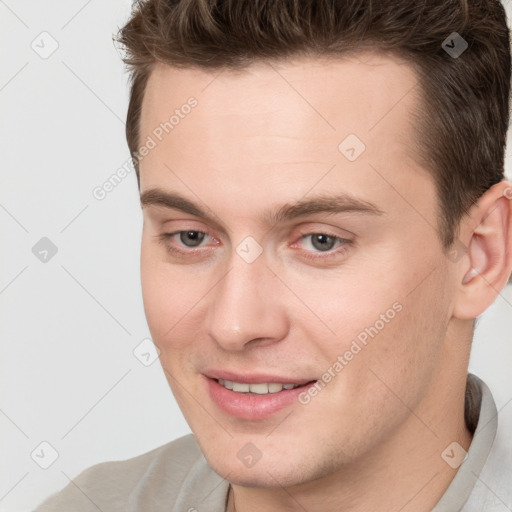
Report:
206,250,289,352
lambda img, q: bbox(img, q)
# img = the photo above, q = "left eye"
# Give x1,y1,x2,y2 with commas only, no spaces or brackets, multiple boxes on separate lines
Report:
300,233,343,252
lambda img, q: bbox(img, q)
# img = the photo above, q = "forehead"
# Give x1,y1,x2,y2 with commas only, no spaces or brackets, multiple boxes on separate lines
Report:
141,51,420,137
138,52,433,225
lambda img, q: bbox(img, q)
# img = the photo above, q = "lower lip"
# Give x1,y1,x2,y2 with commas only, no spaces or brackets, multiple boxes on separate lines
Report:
205,377,316,420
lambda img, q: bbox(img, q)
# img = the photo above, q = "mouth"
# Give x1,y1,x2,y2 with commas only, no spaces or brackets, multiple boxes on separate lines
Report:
205,375,318,420
216,378,313,395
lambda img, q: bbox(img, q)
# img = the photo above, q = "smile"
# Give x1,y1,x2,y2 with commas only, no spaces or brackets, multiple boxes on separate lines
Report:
206,377,317,420
217,378,304,394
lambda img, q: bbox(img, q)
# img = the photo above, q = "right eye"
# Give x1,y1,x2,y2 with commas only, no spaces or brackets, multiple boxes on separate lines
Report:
157,230,218,256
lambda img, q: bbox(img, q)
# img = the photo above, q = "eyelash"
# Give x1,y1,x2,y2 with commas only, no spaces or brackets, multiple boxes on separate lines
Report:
157,230,353,261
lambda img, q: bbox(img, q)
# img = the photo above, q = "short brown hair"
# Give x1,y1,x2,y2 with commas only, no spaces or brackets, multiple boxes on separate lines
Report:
116,0,511,248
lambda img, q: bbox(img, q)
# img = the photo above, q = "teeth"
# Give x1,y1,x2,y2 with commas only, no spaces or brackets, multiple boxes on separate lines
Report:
232,382,250,392
250,383,269,394
218,379,303,394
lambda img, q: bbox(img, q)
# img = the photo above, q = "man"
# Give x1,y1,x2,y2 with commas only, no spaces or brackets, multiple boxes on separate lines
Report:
35,0,512,510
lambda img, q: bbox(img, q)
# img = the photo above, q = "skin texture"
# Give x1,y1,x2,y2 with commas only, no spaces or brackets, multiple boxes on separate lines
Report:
138,51,512,512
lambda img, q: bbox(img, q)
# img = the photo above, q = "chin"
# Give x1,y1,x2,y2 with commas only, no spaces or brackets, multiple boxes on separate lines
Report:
218,465,303,488
203,448,316,488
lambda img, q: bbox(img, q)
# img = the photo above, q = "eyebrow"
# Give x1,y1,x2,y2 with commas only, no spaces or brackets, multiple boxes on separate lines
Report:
140,188,384,228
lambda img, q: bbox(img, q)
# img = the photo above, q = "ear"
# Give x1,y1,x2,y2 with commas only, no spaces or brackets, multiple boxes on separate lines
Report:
452,180,512,320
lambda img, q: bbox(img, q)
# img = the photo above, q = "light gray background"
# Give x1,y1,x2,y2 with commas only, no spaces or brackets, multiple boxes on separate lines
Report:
1,1,511,511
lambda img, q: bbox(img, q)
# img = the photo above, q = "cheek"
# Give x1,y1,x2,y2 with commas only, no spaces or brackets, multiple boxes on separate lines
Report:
140,245,204,403
295,260,449,396
140,243,165,337
349,268,451,410
141,241,185,348
140,240,213,355
283,268,403,355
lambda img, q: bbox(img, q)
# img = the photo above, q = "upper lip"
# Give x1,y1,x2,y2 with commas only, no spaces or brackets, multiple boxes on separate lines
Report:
203,369,316,385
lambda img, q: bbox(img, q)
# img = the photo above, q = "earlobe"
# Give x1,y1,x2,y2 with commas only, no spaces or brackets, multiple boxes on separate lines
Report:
452,180,512,320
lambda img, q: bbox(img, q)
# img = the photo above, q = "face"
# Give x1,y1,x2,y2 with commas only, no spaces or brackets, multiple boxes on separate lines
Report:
138,52,459,487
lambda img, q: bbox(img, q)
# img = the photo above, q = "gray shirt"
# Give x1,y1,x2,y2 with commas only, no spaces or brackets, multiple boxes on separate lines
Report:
34,373,512,512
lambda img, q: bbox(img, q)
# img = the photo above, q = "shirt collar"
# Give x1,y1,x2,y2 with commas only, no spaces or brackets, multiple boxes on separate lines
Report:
432,372,498,511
